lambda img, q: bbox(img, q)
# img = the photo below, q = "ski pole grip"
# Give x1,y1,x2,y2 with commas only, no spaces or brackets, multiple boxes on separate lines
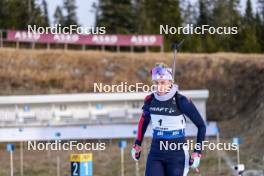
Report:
171,40,185,50
171,42,178,50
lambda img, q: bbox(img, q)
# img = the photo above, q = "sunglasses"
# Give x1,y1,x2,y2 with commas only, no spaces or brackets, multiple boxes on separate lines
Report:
151,67,172,75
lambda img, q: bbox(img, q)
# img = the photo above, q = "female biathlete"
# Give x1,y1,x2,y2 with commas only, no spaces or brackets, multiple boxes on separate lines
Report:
131,63,206,176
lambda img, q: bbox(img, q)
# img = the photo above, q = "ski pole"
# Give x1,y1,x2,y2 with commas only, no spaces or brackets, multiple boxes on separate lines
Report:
171,40,184,82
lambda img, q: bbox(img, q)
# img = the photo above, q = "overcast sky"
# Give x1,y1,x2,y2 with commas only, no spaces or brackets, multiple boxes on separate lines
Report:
46,0,258,27
46,0,97,26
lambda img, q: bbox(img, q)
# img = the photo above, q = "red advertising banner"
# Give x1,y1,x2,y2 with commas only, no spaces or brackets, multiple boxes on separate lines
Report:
7,30,163,46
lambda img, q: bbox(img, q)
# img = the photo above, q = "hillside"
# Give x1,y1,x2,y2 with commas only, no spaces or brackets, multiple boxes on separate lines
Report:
0,48,264,170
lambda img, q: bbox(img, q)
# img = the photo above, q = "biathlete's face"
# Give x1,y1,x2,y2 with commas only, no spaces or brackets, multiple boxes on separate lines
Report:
153,79,172,96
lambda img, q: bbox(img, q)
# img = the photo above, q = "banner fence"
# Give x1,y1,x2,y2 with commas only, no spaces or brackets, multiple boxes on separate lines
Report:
5,30,163,48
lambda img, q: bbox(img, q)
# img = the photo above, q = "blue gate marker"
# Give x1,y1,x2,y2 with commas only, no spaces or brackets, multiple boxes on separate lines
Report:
7,144,15,152
119,140,127,149
232,137,241,145
214,126,220,134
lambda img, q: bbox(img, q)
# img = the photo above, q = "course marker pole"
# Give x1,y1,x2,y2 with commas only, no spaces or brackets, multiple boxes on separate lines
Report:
119,140,127,176
7,144,15,176
232,137,241,164
57,156,60,176
20,141,24,176
215,127,221,175
133,130,140,176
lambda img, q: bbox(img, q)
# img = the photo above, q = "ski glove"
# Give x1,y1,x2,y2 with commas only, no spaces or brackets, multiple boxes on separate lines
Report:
190,152,201,169
131,144,141,161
